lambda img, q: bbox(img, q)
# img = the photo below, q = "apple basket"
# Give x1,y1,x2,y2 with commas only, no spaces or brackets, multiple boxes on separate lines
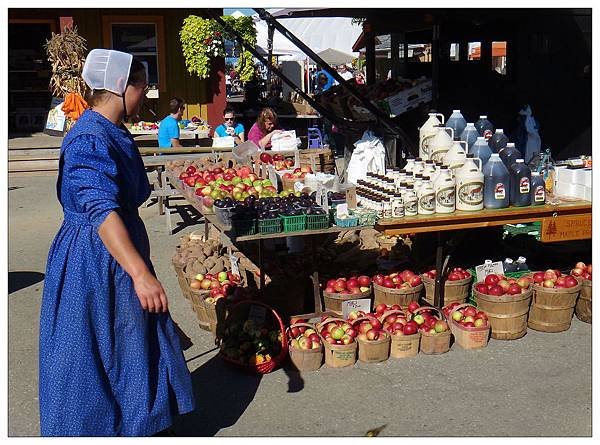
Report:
378,309,421,358
448,304,490,349
412,307,451,355
421,274,471,307
373,282,423,308
173,261,191,301
316,317,357,368
527,274,581,333
351,316,390,363
286,322,323,372
187,284,211,328
473,284,533,340
322,287,372,315
218,300,288,374
575,277,591,324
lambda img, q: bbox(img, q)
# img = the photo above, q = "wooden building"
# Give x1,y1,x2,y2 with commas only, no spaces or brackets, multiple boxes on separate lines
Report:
8,8,226,133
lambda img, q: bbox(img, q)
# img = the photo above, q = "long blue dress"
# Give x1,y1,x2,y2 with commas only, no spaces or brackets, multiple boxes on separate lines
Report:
39,110,195,436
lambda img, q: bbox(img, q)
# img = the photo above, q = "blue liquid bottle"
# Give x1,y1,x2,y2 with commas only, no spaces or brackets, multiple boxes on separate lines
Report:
483,153,510,209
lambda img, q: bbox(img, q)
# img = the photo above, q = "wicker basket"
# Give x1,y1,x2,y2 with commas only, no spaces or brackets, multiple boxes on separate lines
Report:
351,316,390,363
373,282,423,307
173,262,191,301
412,306,451,354
421,274,471,306
448,303,490,349
473,285,533,340
188,286,212,331
575,278,592,323
322,287,372,314
317,317,357,368
286,322,323,372
389,332,421,358
218,300,288,374
528,277,581,333
282,176,305,192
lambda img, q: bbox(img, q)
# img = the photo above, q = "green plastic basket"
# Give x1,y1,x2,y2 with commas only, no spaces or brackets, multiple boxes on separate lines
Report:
503,222,541,240
281,214,306,232
335,215,359,228
355,210,377,226
231,219,257,237
258,217,282,234
306,213,329,230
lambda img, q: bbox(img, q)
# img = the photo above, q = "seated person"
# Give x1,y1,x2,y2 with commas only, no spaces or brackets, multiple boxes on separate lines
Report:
247,107,282,149
158,97,185,148
214,107,245,145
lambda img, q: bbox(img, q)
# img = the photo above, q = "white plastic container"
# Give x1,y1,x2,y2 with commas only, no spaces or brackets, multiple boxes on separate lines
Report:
419,112,445,160
455,155,484,211
434,166,456,213
443,140,468,170
428,126,455,164
418,176,436,215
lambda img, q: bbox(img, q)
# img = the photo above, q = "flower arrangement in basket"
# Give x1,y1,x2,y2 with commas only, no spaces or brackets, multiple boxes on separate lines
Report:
218,300,288,374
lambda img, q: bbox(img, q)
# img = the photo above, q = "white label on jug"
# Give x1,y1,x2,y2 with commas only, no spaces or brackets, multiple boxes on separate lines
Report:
421,135,435,157
405,198,418,215
419,193,435,212
392,202,405,217
430,149,448,164
458,182,484,205
483,129,493,141
436,186,456,208
519,177,530,194
534,185,546,202
494,183,506,200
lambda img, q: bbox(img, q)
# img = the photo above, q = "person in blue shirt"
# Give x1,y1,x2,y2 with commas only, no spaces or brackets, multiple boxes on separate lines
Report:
315,70,335,94
213,107,245,145
158,97,185,148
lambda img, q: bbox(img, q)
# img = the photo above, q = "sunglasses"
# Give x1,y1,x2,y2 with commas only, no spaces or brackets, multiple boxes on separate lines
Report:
224,117,235,121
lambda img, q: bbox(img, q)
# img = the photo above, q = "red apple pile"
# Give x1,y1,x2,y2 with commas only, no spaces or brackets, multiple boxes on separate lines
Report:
378,310,418,336
411,308,450,334
189,271,241,304
282,166,313,180
323,275,372,296
570,262,592,281
372,270,422,289
531,269,580,289
352,316,388,342
474,273,532,297
449,305,489,329
421,267,471,281
318,318,357,345
288,323,322,351
271,153,296,171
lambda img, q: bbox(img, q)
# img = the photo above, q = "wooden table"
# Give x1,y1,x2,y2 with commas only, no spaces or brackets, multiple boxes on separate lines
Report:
375,199,592,307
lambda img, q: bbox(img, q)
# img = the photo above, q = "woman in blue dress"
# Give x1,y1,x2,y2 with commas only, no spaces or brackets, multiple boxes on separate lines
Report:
39,49,195,436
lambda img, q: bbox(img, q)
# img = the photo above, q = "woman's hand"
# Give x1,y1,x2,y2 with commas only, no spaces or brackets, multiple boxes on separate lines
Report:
133,270,169,313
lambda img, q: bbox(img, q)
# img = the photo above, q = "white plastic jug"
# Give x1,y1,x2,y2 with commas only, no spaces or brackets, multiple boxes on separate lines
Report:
428,126,455,164
443,140,468,170
417,177,436,215
434,166,456,213
419,112,445,160
455,155,484,211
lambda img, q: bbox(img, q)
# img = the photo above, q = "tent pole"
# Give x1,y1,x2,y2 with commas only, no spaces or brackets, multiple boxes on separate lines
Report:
266,23,274,96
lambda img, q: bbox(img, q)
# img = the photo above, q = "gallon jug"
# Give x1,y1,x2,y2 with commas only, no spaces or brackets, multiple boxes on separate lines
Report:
443,139,468,170
475,115,494,140
515,256,529,272
503,258,518,273
488,129,509,153
417,176,436,215
469,136,493,167
482,153,510,209
530,171,546,205
404,156,416,173
499,142,520,171
509,159,532,207
429,126,455,164
460,122,479,149
419,112,445,160
434,166,456,213
455,154,484,211
413,158,425,175
423,160,437,180
446,109,467,138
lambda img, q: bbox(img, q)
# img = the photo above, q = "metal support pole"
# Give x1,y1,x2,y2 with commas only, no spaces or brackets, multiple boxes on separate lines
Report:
431,21,441,109
266,23,274,94
311,237,322,313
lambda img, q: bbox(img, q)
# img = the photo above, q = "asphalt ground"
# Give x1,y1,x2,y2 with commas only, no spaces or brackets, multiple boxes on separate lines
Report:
7,174,593,437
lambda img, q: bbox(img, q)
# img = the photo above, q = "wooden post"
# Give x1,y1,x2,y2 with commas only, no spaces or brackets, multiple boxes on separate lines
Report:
365,23,376,85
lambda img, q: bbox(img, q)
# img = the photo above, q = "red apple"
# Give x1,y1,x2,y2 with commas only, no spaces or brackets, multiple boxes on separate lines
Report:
507,284,522,295
564,276,579,288
484,274,501,286
532,272,545,284
382,278,395,288
488,285,505,296
542,279,555,288
407,301,420,313
358,276,372,287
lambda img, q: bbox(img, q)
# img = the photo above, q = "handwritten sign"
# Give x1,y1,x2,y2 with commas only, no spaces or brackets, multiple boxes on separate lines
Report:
342,298,372,319
475,261,505,282
229,253,240,278
541,214,592,242
247,305,266,328
345,186,358,210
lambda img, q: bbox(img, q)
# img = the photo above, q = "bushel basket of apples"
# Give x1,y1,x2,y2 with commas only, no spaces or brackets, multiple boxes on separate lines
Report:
372,270,424,308
411,306,451,355
527,269,582,333
322,276,373,314
316,317,358,368
472,273,533,340
350,316,391,363
447,304,490,349
286,321,323,372
421,267,472,306
218,300,288,374
571,262,591,324
377,307,421,358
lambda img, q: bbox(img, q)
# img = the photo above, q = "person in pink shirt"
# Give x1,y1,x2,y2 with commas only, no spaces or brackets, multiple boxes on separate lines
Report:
247,107,282,149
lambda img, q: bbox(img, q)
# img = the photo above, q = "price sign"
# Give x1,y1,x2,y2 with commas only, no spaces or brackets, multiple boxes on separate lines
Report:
345,186,358,209
229,253,240,277
342,298,372,319
267,165,278,188
247,305,267,328
475,261,505,283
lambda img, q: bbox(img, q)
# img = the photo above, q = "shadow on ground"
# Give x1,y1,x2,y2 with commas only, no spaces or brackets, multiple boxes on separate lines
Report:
9,271,45,294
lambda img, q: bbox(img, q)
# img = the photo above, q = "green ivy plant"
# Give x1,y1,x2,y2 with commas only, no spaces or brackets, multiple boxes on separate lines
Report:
180,15,257,82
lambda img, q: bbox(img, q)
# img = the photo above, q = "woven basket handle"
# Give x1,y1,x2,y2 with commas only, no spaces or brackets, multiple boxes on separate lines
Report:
286,322,319,337
378,309,407,323
412,305,446,321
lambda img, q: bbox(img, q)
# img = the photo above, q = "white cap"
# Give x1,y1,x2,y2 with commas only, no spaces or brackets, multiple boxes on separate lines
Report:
452,109,461,113
507,142,515,148
516,159,524,163
479,115,487,119
496,129,504,133
82,49,133,95
466,122,475,126
477,136,485,140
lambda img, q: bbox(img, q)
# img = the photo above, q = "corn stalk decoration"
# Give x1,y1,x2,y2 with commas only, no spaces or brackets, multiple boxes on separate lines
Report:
180,15,257,82
45,27,88,98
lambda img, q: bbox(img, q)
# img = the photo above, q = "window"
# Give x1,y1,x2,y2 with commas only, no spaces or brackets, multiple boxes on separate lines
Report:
409,43,432,62
102,16,166,91
492,41,508,75
468,42,481,61
449,43,460,61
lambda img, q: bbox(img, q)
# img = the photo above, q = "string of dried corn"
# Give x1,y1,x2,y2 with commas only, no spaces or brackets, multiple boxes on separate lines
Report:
45,27,88,98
